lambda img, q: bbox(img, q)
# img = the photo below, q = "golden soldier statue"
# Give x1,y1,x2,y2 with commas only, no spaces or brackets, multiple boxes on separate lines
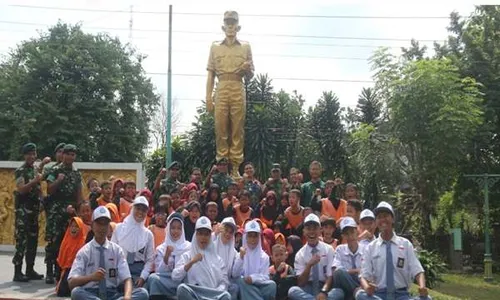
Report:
206,11,254,178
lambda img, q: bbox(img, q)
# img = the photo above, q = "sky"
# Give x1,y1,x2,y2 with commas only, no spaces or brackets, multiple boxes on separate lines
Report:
0,0,481,137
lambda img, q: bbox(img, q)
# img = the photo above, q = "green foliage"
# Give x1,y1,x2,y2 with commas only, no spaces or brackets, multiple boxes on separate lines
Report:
417,249,447,289
0,22,159,161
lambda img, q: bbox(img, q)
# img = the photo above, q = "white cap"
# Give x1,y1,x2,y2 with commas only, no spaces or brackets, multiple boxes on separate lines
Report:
195,216,212,231
221,217,237,231
340,217,358,231
360,209,375,220
303,213,320,226
93,206,111,221
374,201,394,217
245,220,261,233
133,196,149,208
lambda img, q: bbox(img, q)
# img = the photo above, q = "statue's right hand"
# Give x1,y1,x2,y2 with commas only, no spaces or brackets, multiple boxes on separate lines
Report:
206,97,214,113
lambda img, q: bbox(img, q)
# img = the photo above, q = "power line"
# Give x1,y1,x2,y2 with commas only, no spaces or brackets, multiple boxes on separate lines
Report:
9,5,453,19
0,20,446,42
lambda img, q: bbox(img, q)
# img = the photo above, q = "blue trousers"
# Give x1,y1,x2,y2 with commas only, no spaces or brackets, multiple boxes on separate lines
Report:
128,262,145,283
71,286,148,300
288,282,344,300
228,278,239,300
238,278,277,300
146,273,179,297
331,269,360,300
176,283,231,300
355,288,432,300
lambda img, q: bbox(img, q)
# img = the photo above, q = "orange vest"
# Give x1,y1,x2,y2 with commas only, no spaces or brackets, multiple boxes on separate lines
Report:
321,198,347,221
96,196,111,207
149,225,166,249
234,205,252,227
223,196,239,211
284,206,304,229
119,198,133,221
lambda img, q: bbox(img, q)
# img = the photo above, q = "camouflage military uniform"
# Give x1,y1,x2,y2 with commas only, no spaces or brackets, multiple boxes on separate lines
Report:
12,164,41,266
159,177,181,195
212,172,234,193
44,164,82,264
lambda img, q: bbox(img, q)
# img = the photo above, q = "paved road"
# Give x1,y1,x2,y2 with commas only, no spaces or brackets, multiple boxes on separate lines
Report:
0,252,68,300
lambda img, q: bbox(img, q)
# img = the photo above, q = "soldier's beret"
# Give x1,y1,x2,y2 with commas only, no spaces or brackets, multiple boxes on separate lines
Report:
168,161,180,170
21,143,37,154
223,11,239,21
217,157,229,165
54,143,66,153
63,144,77,154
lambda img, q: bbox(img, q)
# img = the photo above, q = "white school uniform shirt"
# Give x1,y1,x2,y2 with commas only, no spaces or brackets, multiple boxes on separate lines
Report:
232,249,269,284
111,227,154,280
154,217,191,275
359,238,373,252
332,243,363,270
68,239,131,289
294,241,335,282
360,234,424,290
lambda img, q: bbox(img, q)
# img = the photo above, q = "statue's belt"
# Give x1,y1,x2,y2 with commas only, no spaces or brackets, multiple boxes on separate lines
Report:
217,74,243,82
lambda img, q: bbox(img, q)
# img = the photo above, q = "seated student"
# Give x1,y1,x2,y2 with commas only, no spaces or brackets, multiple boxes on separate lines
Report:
148,213,191,300
312,179,347,222
172,216,232,300
56,217,88,297
358,209,376,250
111,197,154,288
356,202,431,300
331,217,364,300
232,191,253,228
321,217,339,250
68,207,149,300
120,181,137,220
286,235,303,269
184,201,202,242
215,217,240,300
148,205,168,249
234,220,277,300
95,181,113,208
205,201,220,231
270,244,296,300
283,189,305,236
259,190,279,228
273,221,286,246
288,214,336,300
105,203,121,224
346,199,363,225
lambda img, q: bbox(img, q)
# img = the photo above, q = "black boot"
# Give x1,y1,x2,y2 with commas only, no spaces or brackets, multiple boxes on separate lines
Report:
45,263,54,284
13,264,30,282
54,264,61,282
26,264,44,280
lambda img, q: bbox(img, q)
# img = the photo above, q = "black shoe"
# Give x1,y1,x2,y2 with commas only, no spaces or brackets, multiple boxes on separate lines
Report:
26,264,44,280
45,263,55,284
13,265,30,282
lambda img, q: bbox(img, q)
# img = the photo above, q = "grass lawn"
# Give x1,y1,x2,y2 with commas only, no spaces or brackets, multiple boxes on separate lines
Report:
420,273,500,300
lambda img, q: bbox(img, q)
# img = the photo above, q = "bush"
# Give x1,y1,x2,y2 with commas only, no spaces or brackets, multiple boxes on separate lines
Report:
418,249,447,288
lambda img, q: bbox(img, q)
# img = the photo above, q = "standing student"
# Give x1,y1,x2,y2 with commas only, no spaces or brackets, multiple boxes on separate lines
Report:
87,178,101,209
232,190,253,227
148,213,191,300
331,217,363,300
68,207,149,300
301,161,325,207
96,181,113,208
312,179,347,222
358,209,376,250
112,197,154,288
215,217,240,300
283,189,304,236
119,181,136,220
356,202,431,300
56,217,88,297
259,191,279,228
234,220,277,300
172,216,232,300
288,214,336,300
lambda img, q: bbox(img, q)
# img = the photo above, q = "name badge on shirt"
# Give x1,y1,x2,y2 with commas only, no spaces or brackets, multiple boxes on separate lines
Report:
109,268,116,278
397,257,405,268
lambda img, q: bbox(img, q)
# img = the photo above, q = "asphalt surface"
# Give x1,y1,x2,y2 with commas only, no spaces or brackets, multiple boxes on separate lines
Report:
0,253,68,300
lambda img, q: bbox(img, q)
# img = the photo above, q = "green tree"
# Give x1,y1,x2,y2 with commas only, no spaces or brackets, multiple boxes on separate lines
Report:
0,23,158,161
308,91,347,178
371,48,484,242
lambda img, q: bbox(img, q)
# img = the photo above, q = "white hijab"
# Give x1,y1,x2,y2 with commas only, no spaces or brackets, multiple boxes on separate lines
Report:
242,220,266,276
161,213,191,256
215,217,237,268
188,216,222,288
113,197,149,253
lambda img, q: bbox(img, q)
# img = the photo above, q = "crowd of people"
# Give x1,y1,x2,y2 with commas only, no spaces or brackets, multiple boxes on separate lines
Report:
12,142,432,300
